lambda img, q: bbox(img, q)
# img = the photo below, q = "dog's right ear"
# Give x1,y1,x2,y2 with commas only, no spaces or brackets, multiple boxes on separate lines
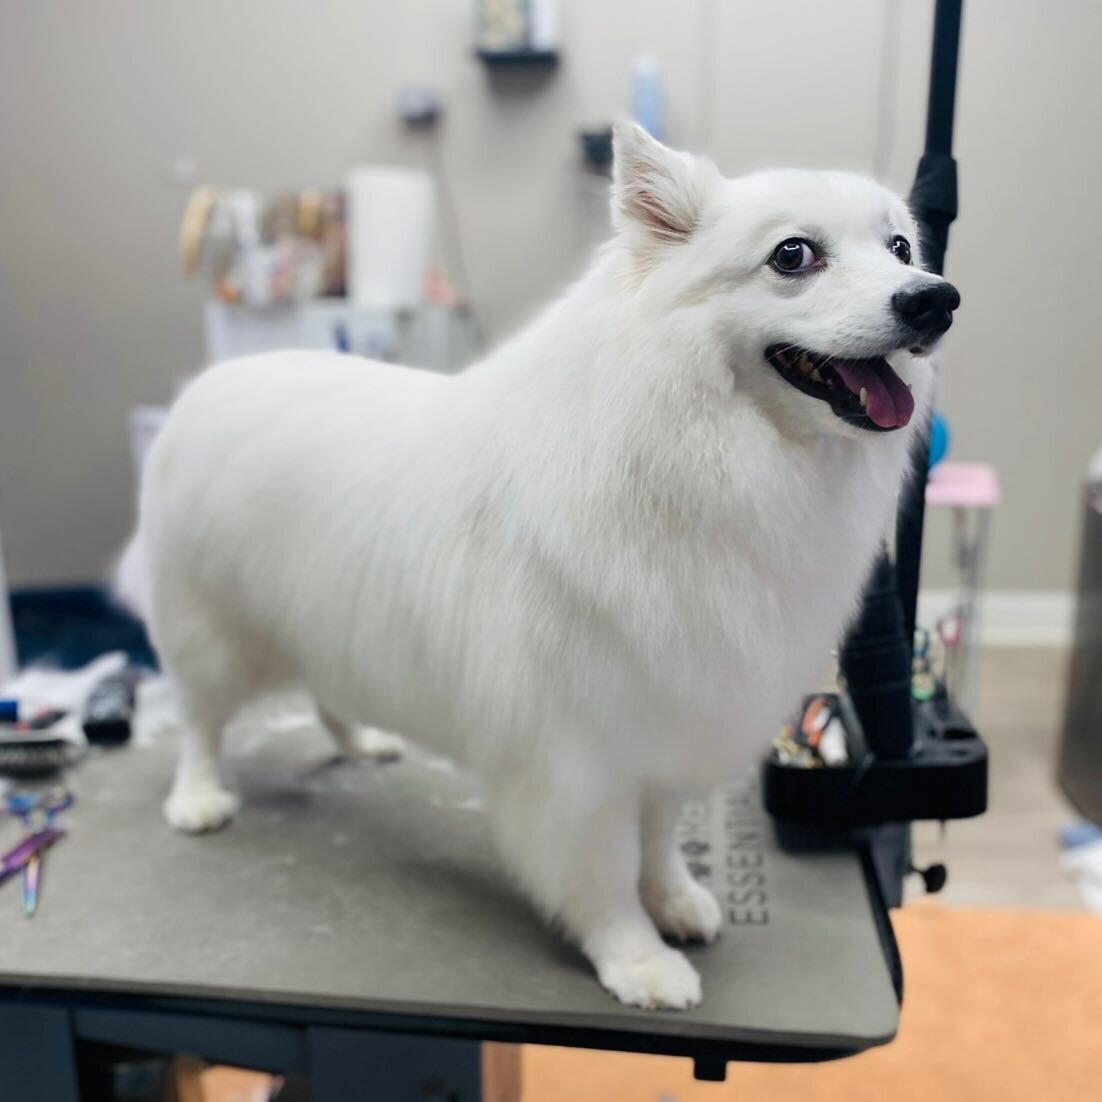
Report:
612,122,714,246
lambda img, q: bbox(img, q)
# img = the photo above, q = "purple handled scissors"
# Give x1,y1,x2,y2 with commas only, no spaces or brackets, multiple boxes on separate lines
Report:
0,826,64,891
3,788,73,914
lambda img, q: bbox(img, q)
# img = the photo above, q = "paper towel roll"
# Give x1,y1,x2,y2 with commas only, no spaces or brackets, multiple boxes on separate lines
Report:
345,167,435,311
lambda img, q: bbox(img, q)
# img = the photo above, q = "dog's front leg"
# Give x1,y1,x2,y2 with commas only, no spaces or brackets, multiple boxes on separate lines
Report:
488,765,702,1010
640,792,722,944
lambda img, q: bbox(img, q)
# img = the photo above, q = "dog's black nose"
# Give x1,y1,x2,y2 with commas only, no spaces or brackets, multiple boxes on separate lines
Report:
892,281,961,338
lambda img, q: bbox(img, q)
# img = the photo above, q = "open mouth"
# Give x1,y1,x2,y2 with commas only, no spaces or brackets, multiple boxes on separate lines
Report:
765,345,915,431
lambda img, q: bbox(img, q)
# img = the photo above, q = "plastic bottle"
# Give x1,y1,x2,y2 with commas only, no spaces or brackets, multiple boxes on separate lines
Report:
633,54,665,141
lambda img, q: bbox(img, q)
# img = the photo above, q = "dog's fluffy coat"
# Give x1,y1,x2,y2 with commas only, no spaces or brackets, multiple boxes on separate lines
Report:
121,124,950,1009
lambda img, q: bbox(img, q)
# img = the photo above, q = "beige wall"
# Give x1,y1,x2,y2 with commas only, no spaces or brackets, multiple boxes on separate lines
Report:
1,1,1098,589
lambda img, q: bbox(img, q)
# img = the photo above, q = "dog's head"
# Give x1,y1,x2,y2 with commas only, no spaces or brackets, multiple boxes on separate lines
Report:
611,123,959,439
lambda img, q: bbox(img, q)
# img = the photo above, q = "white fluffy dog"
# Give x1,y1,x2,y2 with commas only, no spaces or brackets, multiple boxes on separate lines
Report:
120,123,958,1010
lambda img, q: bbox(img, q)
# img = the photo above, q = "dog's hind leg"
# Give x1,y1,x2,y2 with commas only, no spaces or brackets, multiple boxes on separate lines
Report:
158,612,253,834
488,758,702,1010
317,708,404,762
162,662,246,834
164,707,240,833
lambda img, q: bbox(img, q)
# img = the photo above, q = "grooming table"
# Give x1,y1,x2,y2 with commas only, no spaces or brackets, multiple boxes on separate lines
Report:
0,714,901,1099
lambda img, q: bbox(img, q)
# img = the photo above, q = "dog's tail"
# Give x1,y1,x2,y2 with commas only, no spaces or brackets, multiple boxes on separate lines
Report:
113,532,151,622
114,407,163,623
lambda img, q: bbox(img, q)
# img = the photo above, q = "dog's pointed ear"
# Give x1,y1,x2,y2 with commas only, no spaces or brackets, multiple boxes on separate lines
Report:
612,122,715,245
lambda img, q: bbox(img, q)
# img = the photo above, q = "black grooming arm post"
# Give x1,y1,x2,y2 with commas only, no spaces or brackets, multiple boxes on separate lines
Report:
895,0,962,648
841,555,914,761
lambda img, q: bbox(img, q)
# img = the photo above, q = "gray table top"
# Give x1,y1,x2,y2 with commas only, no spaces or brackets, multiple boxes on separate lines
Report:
0,710,899,1056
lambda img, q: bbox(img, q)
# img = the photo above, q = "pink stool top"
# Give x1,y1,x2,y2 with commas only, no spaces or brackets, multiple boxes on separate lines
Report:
925,461,1001,508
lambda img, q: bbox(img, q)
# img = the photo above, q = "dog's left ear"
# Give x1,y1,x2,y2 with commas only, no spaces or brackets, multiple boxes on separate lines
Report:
612,122,717,246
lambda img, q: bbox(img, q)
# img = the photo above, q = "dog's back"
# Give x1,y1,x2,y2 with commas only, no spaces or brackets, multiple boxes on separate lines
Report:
135,350,443,713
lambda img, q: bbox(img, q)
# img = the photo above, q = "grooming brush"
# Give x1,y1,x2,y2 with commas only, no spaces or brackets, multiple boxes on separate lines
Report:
0,712,84,776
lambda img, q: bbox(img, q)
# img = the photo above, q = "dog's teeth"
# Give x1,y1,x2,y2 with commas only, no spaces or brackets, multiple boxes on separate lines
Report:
859,387,868,408
798,355,814,376
810,368,823,383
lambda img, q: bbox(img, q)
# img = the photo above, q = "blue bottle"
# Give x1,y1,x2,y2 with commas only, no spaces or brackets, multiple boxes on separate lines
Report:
633,55,665,141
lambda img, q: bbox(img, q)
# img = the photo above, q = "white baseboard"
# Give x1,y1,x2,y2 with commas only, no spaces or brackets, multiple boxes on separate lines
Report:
918,589,1074,648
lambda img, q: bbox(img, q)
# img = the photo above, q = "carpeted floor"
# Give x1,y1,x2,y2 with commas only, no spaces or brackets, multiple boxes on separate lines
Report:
522,903,1102,1102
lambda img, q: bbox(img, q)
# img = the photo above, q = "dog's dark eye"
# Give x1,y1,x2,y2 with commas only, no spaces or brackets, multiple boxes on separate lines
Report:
889,235,913,265
771,238,819,274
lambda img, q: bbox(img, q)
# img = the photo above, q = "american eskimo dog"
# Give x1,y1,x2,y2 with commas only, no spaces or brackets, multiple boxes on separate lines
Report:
119,123,958,1008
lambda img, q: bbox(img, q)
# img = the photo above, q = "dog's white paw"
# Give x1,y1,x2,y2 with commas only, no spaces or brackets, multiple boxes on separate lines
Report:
597,948,702,1010
345,727,404,762
164,784,239,833
644,879,723,944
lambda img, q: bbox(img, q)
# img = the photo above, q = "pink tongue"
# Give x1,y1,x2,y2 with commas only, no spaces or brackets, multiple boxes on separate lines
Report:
832,359,914,429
